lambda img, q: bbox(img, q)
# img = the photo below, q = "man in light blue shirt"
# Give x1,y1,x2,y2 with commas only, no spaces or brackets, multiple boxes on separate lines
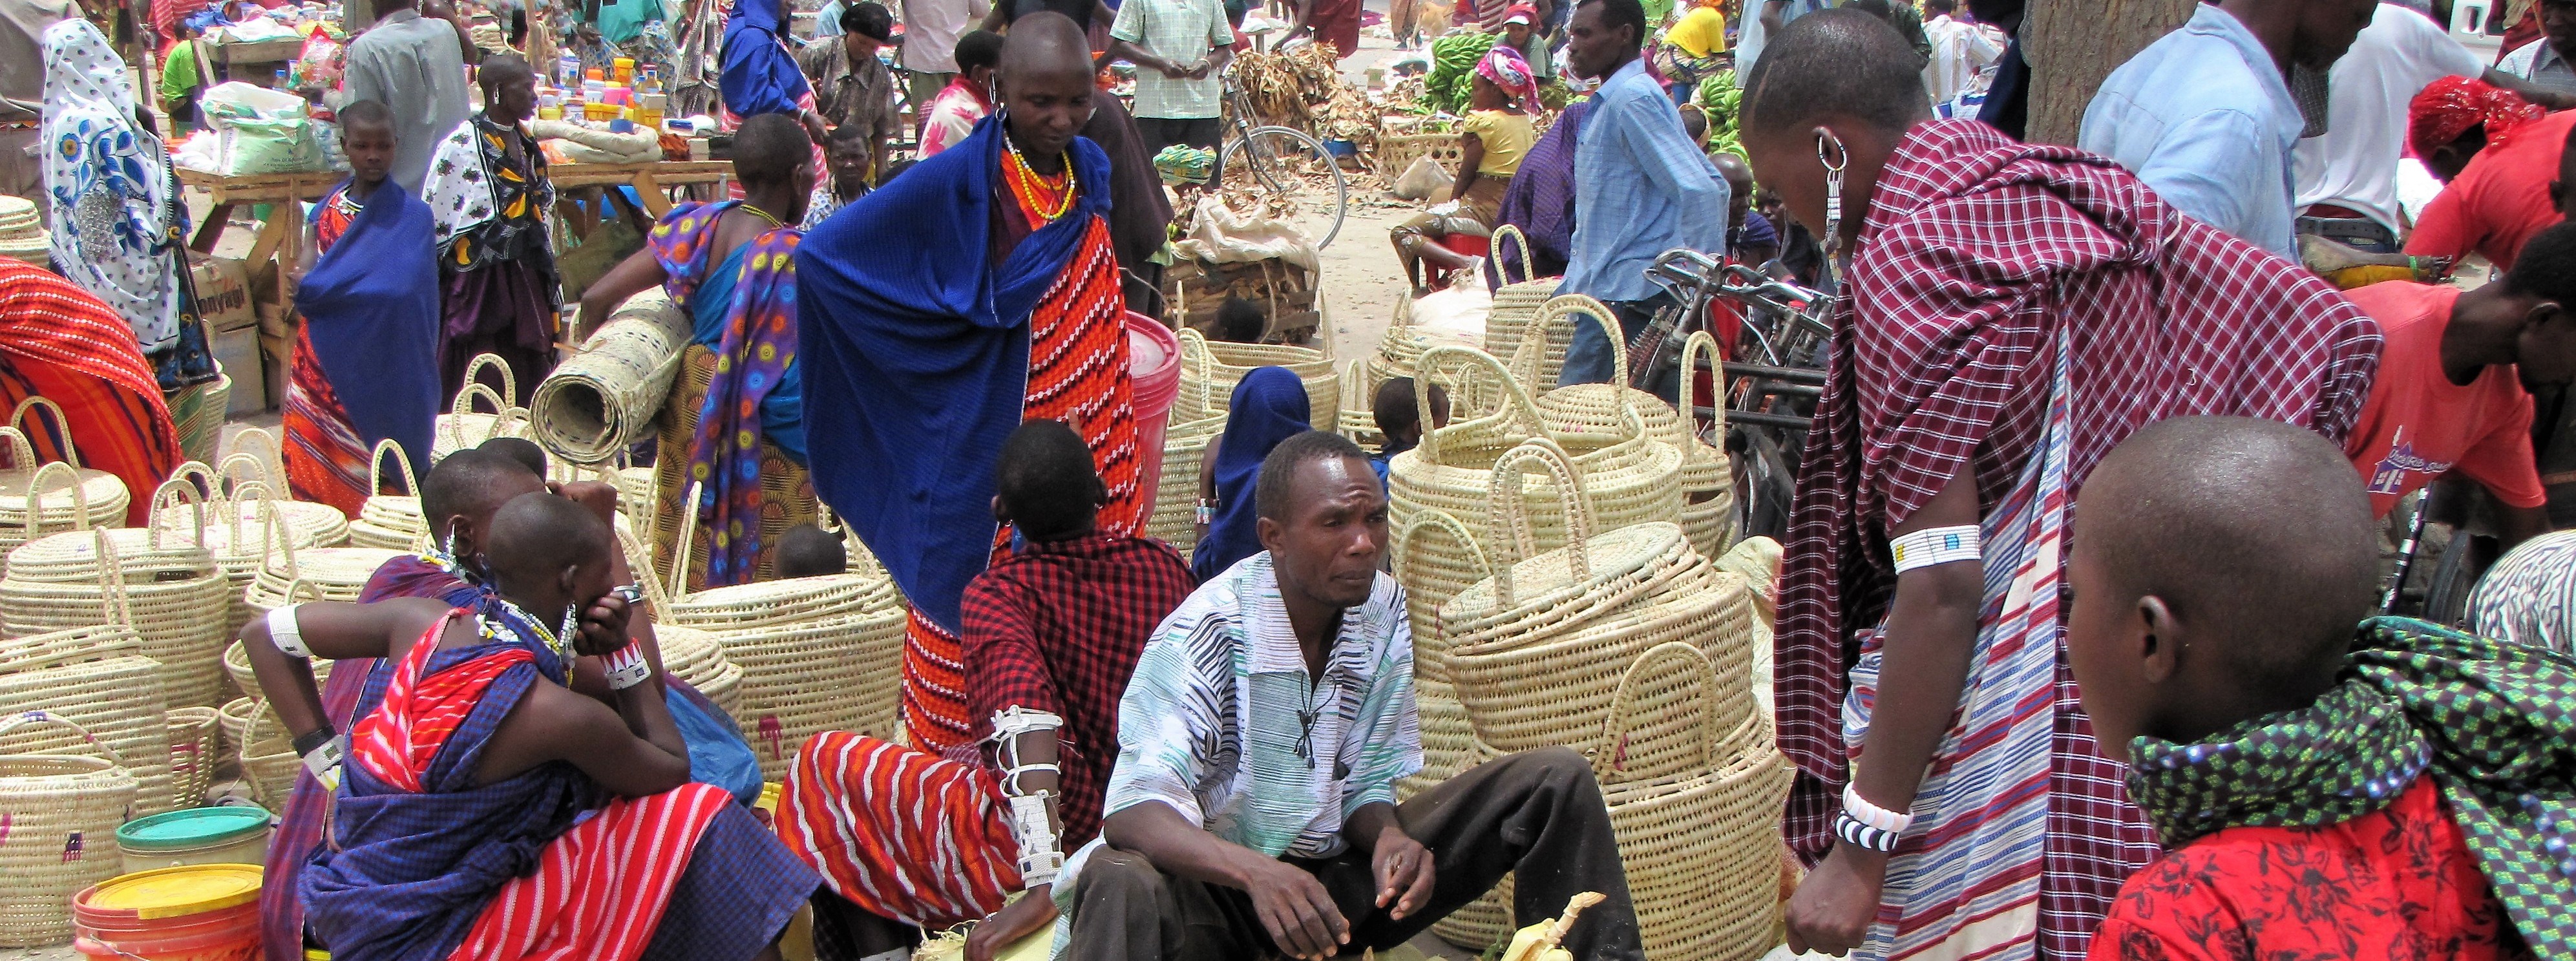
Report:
2078,0,2374,258
1559,0,1730,386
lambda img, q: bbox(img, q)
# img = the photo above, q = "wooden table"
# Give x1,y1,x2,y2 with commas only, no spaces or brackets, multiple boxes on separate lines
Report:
176,160,733,305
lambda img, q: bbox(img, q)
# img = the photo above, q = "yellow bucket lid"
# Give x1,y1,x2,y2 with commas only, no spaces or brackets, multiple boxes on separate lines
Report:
87,865,263,919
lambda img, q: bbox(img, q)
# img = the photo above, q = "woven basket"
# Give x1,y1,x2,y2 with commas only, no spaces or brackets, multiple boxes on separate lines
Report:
171,372,231,465
0,711,138,947
243,504,403,618
653,520,908,780
3,525,233,710
0,621,176,817
1375,131,1464,179
1388,508,1491,683
0,397,134,552
1523,297,1711,489
1596,645,1795,961
532,289,691,465
220,430,290,498
1177,329,1342,432
352,439,430,552
165,706,220,808
433,354,535,461
221,637,336,696
1675,332,1737,558
1484,227,1568,392
654,620,746,719
1142,349,1228,558
152,465,348,639
220,697,302,810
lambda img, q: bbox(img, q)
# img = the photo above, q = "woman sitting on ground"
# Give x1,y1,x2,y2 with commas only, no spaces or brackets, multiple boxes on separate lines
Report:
1390,46,1538,295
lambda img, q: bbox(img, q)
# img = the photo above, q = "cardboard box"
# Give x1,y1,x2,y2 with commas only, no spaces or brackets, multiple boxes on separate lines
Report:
255,299,293,339
212,326,266,417
190,255,258,333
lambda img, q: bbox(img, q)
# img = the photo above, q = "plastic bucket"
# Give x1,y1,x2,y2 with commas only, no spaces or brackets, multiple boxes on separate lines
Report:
72,865,263,961
1126,312,1182,522
117,807,273,875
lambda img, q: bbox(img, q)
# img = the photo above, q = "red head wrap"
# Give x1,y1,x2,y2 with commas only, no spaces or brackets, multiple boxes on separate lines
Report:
2408,76,2546,158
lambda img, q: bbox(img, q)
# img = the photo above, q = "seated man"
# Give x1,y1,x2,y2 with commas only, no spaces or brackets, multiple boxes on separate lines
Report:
2341,220,2576,549
2065,416,2575,960
1060,432,1645,961
779,421,1196,960
578,112,816,587
241,492,818,960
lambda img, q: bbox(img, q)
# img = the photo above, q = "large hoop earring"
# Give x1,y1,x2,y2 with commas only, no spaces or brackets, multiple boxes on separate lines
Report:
1818,130,1850,278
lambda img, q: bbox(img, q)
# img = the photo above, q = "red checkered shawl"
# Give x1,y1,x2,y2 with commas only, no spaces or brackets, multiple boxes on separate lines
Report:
1773,120,2380,857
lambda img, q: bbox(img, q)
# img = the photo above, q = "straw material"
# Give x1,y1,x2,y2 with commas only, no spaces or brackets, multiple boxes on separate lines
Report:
0,624,177,817
221,697,302,810
1521,297,1716,491
1599,701,1794,959
150,465,350,638
1483,227,1567,392
2,526,233,710
1177,330,1341,432
1397,674,1476,801
532,289,692,465
0,711,138,947
433,354,535,461
1388,508,1492,682
165,706,220,808
1143,425,1218,561
171,373,231,467
656,556,909,780
0,449,130,566
221,638,335,696
352,439,431,551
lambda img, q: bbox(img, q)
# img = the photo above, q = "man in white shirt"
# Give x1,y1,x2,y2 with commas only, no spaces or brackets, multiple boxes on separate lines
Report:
899,0,991,134
1917,0,2000,106
2078,0,2375,258
2294,2,2576,251
1106,0,1233,182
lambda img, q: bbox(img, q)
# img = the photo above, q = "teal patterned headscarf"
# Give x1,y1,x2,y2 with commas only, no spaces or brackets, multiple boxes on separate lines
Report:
2126,617,2576,961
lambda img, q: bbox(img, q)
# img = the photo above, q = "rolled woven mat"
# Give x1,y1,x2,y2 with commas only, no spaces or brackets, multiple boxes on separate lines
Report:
0,624,179,818
533,288,692,465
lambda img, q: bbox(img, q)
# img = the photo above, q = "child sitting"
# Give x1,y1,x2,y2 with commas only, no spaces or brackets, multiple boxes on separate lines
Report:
2064,415,2576,960
772,523,848,580
1367,376,1449,487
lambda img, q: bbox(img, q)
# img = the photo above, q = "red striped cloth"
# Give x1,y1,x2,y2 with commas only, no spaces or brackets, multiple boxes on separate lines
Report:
901,212,1141,755
0,261,182,527
282,189,372,515
446,782,736,961
777,732,1020,927
350,613,531,793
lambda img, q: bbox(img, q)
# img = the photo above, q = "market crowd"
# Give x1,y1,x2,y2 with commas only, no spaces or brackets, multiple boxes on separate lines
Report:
5,0,2576,955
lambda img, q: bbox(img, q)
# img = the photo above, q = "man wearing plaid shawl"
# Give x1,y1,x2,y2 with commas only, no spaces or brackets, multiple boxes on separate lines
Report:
2066,416,2576,961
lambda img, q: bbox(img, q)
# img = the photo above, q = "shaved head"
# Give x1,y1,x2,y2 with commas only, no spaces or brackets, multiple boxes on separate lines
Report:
995,12,1097,161
2079,417,2378,691
1742,8,1930,139
999,12,1093,79
732,112,812,187
483,491,612,597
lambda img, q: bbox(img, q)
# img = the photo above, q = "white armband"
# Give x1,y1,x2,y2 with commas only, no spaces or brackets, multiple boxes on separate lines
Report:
302,734,345,792
268,604,311,658
990,706,1067,889
601,644,653,690
1890,525,1981,575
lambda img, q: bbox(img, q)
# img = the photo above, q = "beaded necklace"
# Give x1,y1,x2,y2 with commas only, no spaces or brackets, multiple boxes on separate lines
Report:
1001,141,1077,225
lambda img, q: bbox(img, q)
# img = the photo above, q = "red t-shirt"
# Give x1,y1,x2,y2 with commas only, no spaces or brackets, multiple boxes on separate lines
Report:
2340,281,2543,518
2403,111,2575,273
2089,778,2529,961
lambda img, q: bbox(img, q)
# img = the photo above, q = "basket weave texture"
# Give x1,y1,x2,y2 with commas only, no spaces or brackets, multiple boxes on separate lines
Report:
1177,330,1341,432
0,623,176,816
532,289,692,465
432,354,536,461
0,710,138,947
3,526,233,710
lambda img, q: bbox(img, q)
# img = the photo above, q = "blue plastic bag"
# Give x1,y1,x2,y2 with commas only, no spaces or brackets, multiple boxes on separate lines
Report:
667,684,763,805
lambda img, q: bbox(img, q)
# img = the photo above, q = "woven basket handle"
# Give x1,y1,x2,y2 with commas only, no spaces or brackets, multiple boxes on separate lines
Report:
88,527,138,634
253,490,302,582
149,472,211,551
226,428,288,494
1596,640,1719,775
1485,438,1594,607
370,438,421,499
668,480,706,602
164,460,221,500
446,382,511,454
1677,330,1725,450
1413,345,1554,467
1391,507,1492,596
10,396,80,471
1536,294,1627,388
615,521,677,615
1490,224,1533,287
0,426,37,472
1177,328,1218,418
24,461,93,539
0,709,128,768
461,353,519,409
218,449,284,503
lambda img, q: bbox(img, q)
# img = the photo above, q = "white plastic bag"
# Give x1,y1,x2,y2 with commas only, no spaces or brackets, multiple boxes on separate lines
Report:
1391,154,1450,201
1406,284,1490,350
198,81,308,127
1171,196,1321,273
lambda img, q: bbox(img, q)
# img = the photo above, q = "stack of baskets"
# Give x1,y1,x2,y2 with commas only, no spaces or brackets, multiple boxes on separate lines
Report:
0,397,136,566
150,460,350,637
1674,332,1737,558
217,696,302,809
1483,227,1569,392
3,518,233,710
1142,343,1228,561
349,440,430,551
1432,440,1782,960
531,289,692,466
653,510,909,780
0,613,176,818
240,498,404,622
0,711,140,947
1519,298,1737,559
1179,330,1341,432
433,354,536,461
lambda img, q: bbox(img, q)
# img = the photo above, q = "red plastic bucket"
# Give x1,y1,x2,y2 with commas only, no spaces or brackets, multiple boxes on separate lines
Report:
73,900,259,961
1126,312,1182,521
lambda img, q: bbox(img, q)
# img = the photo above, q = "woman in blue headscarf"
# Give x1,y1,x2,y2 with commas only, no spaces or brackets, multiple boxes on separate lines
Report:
1192,366,1312,581
719,0,827,193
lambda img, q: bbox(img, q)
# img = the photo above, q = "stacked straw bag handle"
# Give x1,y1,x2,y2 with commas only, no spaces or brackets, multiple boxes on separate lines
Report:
0,708,130,781
1481,438,1598,608
373,438,422,503
1678,330,1728,441
1410,344,1559,466
1595,639,1730,784
1490,224,1535,287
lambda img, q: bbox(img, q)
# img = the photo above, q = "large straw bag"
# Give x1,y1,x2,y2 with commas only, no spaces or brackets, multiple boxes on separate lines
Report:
1483,226,1567,392
1674,332,1737,558
0,614,176,817
165,706,220,808
242,500,403,620
0,710,139,947
0,397,134,557
1177,329,1341,432
1595,642,1794,961
1522,304,1736,556
434,354,535,461
222,697,303,809
531,288,692,465
653,514,907,779
3,522,233,710
151,463,347,637
1436,442,1746,755
350,440,430,551
1143,346,1228,559
1389,508,1490,682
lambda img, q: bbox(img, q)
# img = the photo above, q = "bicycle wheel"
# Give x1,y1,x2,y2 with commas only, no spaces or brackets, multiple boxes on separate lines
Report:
1219,125,1350,249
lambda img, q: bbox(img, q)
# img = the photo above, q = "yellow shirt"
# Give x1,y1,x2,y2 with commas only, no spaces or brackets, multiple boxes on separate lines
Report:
1665,6,1727,58
1463,110,1537,177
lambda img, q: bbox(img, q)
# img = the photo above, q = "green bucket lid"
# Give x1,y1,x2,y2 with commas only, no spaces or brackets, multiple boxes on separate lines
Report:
115,805,273,851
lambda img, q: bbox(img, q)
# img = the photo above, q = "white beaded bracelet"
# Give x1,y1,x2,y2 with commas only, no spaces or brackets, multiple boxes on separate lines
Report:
1890,524,1981,575
602,645,653,690
1843,782,1914,834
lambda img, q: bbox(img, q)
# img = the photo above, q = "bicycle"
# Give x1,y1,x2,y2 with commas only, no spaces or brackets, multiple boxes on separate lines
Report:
1205,67,1349,249
1645,251,1832,542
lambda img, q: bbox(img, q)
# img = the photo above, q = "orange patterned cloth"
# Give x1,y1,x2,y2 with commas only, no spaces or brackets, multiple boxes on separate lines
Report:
777,732,1022,927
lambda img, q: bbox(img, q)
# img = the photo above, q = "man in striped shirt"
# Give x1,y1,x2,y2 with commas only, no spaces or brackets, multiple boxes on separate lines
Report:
1055,432,1645,961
